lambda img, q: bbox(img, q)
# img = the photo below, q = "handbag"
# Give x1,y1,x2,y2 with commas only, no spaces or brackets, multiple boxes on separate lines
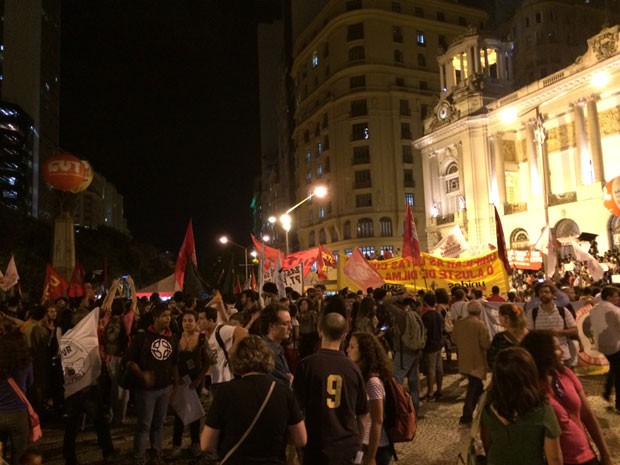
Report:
7,378,43,443
456,391,487,465
218,380,276,465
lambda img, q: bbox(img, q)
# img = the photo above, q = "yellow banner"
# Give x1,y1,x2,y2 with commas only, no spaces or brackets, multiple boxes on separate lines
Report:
338,250,509,293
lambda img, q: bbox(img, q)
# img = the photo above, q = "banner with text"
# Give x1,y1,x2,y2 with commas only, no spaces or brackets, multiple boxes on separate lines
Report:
366,250,509,292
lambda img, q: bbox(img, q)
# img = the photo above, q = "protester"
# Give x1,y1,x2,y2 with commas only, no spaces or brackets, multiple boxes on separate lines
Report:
200,335,306,465
420,292,443,400
348,332,394,465
293,312,368,465
261,303,293,386
588,285,620,413
452,300,490,426
298,297,319,359
487,304,528,368
0,330,33,464
481,347,562,465
521,330,612,465
126,302,179,465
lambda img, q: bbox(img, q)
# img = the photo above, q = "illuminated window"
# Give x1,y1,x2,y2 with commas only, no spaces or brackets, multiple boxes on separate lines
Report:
360,246,375,257
352,123,369,141
405,193,414,206
311,52,319,68
306,170,312,184
452,52,469,82
357,218,374,237
317,164,323,177
445,162,459,193
416,31,425,46
319,208,325,219
480,49,498,78
317,143,322,156
345,248,353,256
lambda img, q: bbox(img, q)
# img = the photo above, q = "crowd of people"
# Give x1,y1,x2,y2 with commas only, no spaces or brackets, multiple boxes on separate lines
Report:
0,272,619,465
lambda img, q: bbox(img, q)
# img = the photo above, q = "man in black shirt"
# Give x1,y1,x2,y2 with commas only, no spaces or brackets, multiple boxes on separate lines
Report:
293,312,368,465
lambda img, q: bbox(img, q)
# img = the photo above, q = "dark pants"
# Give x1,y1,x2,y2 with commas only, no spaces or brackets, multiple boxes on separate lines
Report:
604,351,620,409
63,386,115,465
462,375,484,423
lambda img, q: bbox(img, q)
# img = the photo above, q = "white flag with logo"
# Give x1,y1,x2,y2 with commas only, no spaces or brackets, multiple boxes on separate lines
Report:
429,225,470,258
60,307,101,398
569,240,604,282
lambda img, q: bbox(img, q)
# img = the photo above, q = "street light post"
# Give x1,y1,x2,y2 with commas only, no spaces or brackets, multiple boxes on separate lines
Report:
268,185,328,255
218,236,250,284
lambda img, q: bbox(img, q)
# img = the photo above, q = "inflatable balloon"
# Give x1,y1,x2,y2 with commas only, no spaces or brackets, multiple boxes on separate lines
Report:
69,160,94,193
603,176,620,216
42,153,86,192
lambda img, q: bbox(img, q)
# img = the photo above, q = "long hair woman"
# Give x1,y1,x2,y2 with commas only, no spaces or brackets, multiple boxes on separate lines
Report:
521,330,612,465
0,329,34,464
201,335,306,465
347,332,393,465
481,347,562,465
487,304,528,368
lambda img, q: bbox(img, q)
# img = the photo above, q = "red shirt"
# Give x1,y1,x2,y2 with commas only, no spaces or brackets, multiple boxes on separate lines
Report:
487,294,506,302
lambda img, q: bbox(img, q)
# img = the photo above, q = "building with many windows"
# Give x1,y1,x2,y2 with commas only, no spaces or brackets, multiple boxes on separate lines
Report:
287,0,487,258
415,25,620,256
1,0,61,220
74,171,129,235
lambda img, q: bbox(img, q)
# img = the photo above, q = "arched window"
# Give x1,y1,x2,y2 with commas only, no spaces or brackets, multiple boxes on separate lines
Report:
357,218,374,238
348,46,365,62
308,231,316,247
379,217,393,237
331,226,339,242
344,221,352,240
554,218,580,258
510,228,530,250
444,162,459,193
319,228,327,244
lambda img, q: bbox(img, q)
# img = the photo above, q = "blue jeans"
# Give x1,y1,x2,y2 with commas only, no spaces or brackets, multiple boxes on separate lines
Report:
133,386,172,459
392,349,420,414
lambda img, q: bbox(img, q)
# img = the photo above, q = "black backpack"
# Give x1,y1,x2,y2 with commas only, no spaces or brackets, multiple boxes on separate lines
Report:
104,315,129,356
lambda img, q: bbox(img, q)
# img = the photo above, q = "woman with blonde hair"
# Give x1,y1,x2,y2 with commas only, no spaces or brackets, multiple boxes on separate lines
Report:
487,304,528,368
201,335,306,465
347,332,393,465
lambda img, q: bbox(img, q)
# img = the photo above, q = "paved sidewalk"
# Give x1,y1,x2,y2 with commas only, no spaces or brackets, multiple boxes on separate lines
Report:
26,371,620,465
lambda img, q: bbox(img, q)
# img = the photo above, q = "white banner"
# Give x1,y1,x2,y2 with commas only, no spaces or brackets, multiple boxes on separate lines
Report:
429,224,470,258
60,308,102,398
281,262,304,296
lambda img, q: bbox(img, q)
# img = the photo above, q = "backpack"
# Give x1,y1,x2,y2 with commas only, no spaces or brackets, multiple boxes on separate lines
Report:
399,310,426,352
383,376,417,443
103,315,129,356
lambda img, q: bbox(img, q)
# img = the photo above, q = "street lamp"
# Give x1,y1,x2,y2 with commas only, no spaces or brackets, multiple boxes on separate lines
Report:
218,235,250,284
269,185,328,255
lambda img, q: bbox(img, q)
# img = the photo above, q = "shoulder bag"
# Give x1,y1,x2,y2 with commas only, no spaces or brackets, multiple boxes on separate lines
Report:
218,380,276,465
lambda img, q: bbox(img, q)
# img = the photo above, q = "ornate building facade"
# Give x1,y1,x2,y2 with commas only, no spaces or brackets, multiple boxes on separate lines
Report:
415,26,620,255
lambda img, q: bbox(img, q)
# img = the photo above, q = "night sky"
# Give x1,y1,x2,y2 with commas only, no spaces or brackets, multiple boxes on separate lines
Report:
60,1,262,254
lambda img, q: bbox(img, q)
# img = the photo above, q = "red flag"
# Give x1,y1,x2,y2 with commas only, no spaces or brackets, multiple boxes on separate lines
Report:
493,206,511,273
174,220,198,289
42,264,69,304
319,244,337,267
68,261,86,298
343,248,385,290
234,275,242,294
402,204,421,264
251,234,285,271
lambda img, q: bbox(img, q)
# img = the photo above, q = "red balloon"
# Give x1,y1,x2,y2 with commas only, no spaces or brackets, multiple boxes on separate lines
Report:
42,153,86,192
603,176,620,216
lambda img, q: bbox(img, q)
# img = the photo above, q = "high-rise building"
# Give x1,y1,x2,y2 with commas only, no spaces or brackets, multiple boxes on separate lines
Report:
287,0,487,258
0,0,60,220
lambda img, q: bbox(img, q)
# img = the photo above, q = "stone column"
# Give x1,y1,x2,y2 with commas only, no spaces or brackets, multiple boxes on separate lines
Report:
494,133,507,203
440,63,445,91
587,96,605,183
571,99,593,184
